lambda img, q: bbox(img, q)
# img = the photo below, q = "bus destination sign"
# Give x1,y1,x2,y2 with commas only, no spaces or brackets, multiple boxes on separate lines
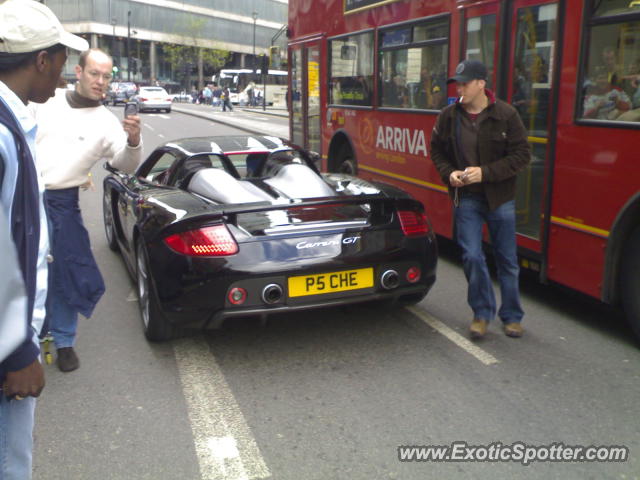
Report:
344,0,400,14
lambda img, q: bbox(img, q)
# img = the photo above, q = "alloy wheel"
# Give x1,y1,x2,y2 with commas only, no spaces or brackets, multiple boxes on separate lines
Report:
137,245,150,329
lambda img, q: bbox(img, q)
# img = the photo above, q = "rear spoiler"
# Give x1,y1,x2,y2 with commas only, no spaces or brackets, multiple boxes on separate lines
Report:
157,194,424,239
222,194,420,214
221,194,423,226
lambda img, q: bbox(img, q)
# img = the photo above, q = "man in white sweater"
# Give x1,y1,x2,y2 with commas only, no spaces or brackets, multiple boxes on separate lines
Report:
33,48,142,372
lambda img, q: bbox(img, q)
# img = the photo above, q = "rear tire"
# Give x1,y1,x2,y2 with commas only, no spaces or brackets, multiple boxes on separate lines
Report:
103,193,119,252
336,146,357,175
621,226,640,338
136,241,177,341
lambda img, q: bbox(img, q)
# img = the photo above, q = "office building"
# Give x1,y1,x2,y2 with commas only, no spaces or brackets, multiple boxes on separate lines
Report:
45,0,288,87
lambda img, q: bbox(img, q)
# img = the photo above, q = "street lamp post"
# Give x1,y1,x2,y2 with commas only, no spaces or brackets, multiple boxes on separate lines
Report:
110,18,117,76
252,11,258,73
127,10,131,81
108,0,117,77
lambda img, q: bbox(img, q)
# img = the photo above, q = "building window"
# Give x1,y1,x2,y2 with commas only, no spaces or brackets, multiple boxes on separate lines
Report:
329,31,374,106
580,1,640,122
378,17,449,110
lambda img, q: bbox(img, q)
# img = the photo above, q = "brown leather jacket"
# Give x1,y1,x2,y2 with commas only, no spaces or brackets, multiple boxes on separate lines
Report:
430,95,531,210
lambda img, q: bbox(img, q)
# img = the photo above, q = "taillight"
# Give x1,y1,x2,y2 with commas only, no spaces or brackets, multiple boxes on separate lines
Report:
164,225,238,256
406,266,421,283
398,210,430,237
167,98,173,102
139,97,148,102
228,287,247,305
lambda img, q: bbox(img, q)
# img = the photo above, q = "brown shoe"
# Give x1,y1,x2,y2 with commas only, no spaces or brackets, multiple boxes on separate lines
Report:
57,347,80,372
470,318,488,339
504,322,523,338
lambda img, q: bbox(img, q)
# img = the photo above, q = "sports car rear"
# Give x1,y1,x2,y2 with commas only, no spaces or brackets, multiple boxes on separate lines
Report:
143,196,436,330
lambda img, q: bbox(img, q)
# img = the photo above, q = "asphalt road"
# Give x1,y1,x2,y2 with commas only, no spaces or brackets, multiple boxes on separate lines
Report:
33,107,640,480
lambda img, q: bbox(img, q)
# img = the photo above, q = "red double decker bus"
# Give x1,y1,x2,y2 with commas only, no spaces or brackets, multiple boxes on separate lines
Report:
287,0,640,333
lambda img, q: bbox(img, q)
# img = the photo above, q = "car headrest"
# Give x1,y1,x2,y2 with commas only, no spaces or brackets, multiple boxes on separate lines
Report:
264,163,336,199
188,168,269,204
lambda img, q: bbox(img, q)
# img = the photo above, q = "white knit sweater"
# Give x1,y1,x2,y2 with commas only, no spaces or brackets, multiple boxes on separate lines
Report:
32,89,142,190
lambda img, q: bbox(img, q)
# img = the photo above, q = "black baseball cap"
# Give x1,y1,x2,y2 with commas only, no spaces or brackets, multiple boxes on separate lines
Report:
447,59,488,84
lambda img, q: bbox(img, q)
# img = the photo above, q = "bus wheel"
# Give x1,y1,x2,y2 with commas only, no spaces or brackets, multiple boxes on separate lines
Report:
621,226,640,338
336,146,357,175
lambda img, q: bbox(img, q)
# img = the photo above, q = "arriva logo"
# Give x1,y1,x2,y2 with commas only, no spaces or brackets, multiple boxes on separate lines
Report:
376,126,428,157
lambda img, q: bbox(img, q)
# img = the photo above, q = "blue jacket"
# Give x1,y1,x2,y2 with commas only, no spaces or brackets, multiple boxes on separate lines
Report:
46,187,105,318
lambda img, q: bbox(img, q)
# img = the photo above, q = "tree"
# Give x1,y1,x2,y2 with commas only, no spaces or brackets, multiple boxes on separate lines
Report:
161,17,230,89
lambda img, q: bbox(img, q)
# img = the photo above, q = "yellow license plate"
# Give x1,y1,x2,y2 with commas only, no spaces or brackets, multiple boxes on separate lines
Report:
288,268,374,297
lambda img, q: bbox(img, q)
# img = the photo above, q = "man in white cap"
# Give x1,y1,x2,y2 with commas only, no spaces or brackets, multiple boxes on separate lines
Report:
0,0,88,478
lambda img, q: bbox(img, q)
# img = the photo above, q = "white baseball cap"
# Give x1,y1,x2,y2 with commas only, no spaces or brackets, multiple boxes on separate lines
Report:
0,0,89,54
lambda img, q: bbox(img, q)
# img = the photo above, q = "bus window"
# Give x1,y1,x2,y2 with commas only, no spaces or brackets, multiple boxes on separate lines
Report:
329,32,374,106
464,15,496,89
510,3,558,241
291,49,304,146
593,0,640,17
512,4,556,136
580,5,640,123
378,18,449,110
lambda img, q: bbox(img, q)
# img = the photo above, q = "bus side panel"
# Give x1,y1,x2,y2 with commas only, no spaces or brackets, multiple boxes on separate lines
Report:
548,126,634,300
546,227,606,299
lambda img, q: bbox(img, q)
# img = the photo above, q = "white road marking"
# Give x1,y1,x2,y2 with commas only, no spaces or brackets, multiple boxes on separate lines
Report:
158,114,171,119
144,124,156,132
158,134,165,138
126,289,137,302
405,306,499,366
174,337,271,480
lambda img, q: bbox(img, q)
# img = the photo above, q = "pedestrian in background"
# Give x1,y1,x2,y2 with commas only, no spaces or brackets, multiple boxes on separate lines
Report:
203,83,212,105
32,48,143,372
430,59,531,339
222,85,233,111
212,82,222,108
0,0,88,478
245,80,256,106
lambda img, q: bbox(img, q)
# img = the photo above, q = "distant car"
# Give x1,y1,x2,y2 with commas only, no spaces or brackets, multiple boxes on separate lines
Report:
107,81,137,105
169,91,191,103
102,135,438,341
132,86,172,113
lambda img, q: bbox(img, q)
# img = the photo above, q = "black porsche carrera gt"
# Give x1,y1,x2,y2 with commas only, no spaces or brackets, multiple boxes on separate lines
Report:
103,136,437,341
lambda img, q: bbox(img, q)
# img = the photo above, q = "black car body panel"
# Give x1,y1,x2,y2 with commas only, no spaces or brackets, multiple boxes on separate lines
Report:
103,136,437,340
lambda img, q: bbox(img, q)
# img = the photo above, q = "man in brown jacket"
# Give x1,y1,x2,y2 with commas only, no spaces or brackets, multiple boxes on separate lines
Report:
430,59,531,339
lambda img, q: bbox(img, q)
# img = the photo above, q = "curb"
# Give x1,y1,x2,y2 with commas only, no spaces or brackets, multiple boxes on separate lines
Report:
240,108,288,118
172,106,288,138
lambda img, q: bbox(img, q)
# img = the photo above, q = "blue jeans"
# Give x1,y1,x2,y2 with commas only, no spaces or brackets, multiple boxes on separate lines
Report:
45,205,78,349
48,290,78,348
454,193,524,323
0,390,36,480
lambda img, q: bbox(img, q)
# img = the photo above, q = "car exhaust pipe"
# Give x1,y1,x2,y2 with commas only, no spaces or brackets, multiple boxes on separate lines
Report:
381,270,399,290
262,283,283,304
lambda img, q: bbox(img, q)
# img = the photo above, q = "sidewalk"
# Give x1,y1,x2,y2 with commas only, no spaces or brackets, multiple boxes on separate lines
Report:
172,102,290,139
